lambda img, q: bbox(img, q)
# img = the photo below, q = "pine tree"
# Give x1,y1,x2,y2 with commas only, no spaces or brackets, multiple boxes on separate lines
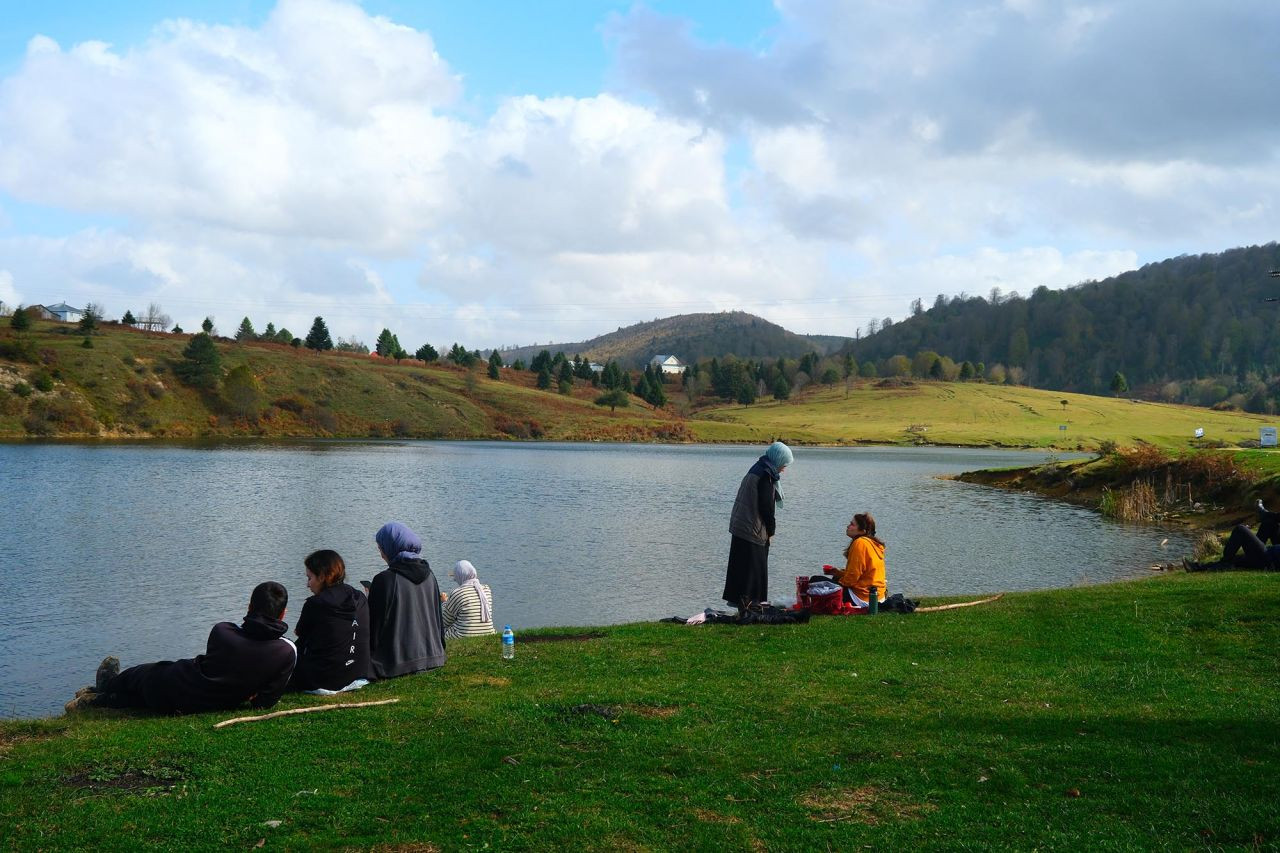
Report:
235,317,257,342
376,329,396,357
536,367,552,390
176,333,222,389
202,317,214,335
305,317,333,351
416,343,439,363
121,310,137,326
10,306,31,333
78,304,102,334
488,350,503,379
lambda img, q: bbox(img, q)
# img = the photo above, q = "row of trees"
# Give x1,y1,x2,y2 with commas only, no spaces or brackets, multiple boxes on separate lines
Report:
846,243,1280,411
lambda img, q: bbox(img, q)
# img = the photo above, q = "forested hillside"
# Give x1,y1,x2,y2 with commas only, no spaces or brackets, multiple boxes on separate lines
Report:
500,311,849,367
846,244,1280,411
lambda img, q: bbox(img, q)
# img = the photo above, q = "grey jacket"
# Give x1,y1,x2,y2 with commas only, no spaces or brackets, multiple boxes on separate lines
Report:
729,456,779,545
368,557,447,678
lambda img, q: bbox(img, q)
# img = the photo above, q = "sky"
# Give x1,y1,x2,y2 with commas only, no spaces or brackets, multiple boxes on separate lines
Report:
0,1,1277,351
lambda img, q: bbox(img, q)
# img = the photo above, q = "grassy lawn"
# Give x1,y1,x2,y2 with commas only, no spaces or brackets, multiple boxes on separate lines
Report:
3,573,1277,849
690,381,1274,450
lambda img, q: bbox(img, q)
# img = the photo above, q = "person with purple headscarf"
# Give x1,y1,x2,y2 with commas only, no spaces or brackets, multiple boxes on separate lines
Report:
367,521,446,678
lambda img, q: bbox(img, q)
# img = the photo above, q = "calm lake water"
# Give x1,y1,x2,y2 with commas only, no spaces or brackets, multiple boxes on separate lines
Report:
0,441,1188,718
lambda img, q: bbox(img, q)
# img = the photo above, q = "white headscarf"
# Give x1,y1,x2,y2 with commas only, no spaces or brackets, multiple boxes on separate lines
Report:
452,560,492,624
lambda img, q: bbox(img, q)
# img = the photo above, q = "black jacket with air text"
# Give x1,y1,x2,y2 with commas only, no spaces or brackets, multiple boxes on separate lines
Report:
292,582,372,691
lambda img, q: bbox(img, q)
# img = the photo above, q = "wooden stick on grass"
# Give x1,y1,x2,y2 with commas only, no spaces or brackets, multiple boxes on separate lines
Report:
916,593,1004,613
214,698,399,729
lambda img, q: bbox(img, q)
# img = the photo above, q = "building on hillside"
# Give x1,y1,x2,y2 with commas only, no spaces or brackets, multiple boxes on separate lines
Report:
588,362,604,373
649,354,685,375
42,302,85,323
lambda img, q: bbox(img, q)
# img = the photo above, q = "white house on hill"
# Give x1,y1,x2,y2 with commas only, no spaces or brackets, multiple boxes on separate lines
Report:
42,302,85,323
649,354,685,375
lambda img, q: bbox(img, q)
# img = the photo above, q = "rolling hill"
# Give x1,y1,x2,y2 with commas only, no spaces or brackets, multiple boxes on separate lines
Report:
499,311,850,368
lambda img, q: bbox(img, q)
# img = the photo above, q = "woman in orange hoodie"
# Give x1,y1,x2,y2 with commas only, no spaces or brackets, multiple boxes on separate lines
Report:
825,512,886,606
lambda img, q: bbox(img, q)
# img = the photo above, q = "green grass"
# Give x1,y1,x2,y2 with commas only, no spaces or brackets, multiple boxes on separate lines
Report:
6,321,1276,453
4,573,1277,849
0,321,690,441
691,381,1274,450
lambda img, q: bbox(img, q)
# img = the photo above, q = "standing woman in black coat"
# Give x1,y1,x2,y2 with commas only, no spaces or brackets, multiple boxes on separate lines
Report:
722,441,793,614
291,550,372,692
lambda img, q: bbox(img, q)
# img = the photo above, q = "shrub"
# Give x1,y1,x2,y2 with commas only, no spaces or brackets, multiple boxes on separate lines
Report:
22,396,97,435
495,417,544,439
13,381,32,397
305,405,339,433
1191,531,1224,562
222,364,263,418
81,337,93,349
272,394,309,414
0,387,22,415
0,337,37,362
32,372,54,393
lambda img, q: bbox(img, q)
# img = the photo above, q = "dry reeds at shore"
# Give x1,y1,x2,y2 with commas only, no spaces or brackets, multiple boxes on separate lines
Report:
1100,480,1159,522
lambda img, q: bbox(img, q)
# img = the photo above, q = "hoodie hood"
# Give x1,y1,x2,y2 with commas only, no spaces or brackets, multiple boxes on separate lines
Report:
241,612,288,641
389,555,432,585
311,582,364,619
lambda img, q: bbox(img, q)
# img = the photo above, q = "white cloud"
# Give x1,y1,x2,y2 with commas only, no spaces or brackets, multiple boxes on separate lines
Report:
0,0,1275,347
0,270,20,308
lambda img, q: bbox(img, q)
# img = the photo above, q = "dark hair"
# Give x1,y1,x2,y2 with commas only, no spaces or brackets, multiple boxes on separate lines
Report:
304,549,347,589
249,581,288,618
844,512,886,556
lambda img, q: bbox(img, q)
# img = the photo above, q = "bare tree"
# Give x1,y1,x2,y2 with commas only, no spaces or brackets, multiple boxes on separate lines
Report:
141,302,171,334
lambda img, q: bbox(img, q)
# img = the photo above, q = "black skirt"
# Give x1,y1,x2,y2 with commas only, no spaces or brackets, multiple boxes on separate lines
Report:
723,535,769,606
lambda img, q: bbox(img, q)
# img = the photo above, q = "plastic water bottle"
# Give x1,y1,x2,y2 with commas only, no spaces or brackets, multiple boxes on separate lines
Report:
501,625,515,660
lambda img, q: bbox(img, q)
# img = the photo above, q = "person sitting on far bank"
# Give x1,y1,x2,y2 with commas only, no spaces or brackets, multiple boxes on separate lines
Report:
442,560,495,639
824,512,887,606
65,582,296,715
1185,500,1280,572
368,521,447,679
290,549,372,693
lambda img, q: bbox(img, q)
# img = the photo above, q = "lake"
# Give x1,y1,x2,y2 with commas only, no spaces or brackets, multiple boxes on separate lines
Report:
0,441,1187,718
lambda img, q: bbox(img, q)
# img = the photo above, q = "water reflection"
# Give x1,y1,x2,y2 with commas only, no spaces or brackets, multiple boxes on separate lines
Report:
0,441,1187,718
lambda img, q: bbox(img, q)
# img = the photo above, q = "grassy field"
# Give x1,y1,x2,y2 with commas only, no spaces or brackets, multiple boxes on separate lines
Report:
691,380,1275,450
3,573,1277,850
4,320,1276,454
0,320,689,441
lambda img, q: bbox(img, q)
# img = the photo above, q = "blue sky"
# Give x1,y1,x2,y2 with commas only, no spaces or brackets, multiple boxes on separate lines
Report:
0,1,1276,349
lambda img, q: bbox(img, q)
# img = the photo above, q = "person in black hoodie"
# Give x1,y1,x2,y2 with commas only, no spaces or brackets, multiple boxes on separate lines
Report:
290,549,371,691
368,521,446,678
66,582,296,715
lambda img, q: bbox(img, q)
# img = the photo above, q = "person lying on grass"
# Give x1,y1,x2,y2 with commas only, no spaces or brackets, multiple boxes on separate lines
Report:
65,581,297,715
823,512,887,606
1185,500,1280,572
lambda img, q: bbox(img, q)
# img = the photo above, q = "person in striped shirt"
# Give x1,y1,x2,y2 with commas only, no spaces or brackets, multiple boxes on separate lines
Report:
442,560,495,639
